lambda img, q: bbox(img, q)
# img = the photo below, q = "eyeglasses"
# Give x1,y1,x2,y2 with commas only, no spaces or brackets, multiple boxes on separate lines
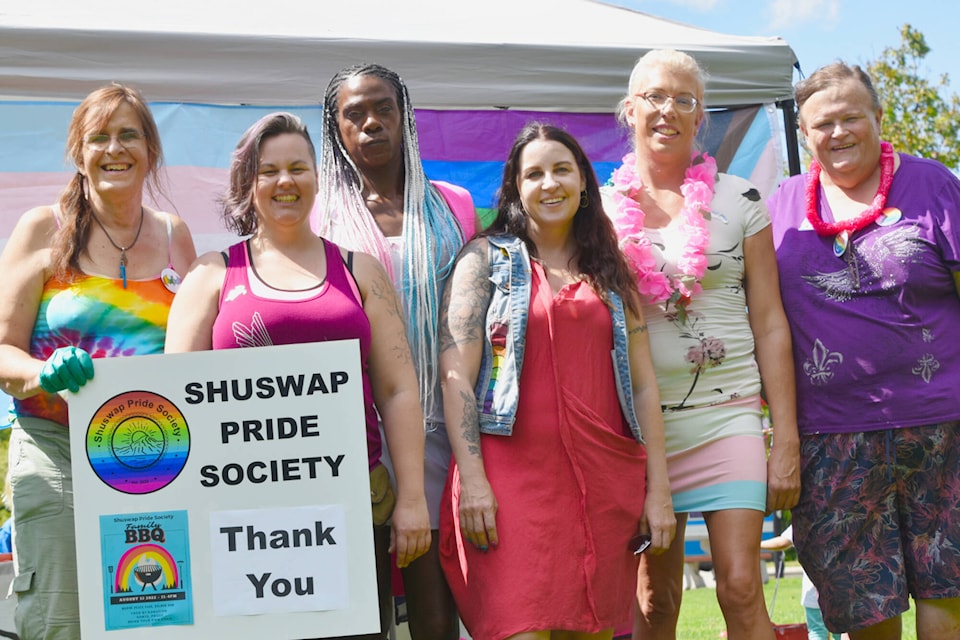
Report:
84,130,145,150
635,92,699,114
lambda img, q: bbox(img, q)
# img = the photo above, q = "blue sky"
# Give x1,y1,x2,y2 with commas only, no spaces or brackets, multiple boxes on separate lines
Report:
605,0,958,90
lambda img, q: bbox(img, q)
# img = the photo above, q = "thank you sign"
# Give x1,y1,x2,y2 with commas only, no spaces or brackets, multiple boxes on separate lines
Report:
69,340,378,640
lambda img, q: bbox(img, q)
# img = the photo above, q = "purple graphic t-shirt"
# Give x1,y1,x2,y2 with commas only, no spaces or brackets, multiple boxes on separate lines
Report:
769,153,960,435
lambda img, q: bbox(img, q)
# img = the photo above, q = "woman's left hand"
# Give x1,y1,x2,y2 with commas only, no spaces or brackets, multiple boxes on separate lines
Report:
389,496,431,568
766,441,800,513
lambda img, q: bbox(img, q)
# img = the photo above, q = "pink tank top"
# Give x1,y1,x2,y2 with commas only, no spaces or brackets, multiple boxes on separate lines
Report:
212,239,381,468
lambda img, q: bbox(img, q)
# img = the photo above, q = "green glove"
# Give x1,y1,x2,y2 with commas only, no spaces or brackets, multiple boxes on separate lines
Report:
39,346,94,394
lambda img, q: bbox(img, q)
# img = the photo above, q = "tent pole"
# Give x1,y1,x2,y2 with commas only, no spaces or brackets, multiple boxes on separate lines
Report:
778,98,801,176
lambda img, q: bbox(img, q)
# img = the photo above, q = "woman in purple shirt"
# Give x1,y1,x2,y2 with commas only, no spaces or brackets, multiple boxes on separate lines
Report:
768,62,960,639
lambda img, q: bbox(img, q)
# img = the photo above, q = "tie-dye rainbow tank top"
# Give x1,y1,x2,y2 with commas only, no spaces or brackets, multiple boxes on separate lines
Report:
14,275,174,427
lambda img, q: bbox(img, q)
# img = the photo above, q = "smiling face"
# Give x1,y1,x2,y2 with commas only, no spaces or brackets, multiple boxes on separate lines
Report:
253,132,318,231
79,102,151,198
799,77,883,187
335,74,404,174
625,62,704,159
516,138,586,234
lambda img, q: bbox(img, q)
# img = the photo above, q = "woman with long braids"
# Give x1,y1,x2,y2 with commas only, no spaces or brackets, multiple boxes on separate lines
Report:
0,83,196,640
315,63,478,640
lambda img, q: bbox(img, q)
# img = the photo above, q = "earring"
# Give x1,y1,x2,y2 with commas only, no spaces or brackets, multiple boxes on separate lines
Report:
579,191,589,209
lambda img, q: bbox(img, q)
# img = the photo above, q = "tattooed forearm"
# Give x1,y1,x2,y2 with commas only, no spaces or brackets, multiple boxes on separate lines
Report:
439,242,492,353
629,323,648,334
457,388,483,458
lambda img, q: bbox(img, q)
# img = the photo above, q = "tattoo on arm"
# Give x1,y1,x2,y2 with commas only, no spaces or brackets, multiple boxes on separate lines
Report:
439,243,491,353
629,323,648,335
457,389,482,458
367,264,412,365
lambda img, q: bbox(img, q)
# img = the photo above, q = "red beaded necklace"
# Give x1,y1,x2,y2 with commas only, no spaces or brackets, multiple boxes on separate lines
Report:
804,141,894,237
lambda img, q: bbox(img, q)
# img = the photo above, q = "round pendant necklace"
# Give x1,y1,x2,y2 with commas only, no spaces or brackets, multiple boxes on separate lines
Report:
91,207,144,288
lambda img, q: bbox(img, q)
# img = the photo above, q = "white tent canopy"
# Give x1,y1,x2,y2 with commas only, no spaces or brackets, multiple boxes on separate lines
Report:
0,0,797,109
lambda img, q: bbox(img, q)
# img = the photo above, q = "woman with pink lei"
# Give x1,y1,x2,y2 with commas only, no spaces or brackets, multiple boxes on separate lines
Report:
602,49,800,640
768,62,960,640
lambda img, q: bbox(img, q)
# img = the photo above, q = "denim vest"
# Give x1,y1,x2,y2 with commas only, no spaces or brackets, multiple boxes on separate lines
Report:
475,235,644,442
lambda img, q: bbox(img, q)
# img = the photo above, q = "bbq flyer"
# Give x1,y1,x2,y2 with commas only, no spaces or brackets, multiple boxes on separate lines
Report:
69,341,379,640
99,510,193,630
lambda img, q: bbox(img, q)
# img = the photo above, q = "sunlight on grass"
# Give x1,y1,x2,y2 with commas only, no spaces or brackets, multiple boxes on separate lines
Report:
676,571,918,640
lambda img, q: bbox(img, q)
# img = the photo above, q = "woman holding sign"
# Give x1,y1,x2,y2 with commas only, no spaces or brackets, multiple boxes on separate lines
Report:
165,112,430,640
0,83,197,640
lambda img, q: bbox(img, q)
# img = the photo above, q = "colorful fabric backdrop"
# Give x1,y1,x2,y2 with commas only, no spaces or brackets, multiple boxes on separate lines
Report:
0,100,782,423
0,100,783,253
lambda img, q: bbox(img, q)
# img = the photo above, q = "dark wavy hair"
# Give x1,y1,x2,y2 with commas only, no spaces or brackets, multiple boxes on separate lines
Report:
52,83,165,279
221,112,316,236
486,122,640,316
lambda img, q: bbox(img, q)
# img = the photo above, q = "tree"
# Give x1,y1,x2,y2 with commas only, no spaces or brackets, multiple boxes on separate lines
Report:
867,24,960,173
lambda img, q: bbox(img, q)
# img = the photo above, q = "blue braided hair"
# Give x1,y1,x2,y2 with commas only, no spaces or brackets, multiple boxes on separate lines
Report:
316,63,466,419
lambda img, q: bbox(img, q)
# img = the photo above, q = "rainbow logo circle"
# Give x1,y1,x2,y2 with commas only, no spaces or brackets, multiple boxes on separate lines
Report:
86,391,190,494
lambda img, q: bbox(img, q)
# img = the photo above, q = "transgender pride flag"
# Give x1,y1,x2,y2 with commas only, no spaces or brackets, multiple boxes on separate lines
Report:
0,100,783,253
0,99,783,418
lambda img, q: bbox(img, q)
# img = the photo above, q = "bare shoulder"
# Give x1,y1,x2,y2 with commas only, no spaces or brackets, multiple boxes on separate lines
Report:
0,205,59,272
188,250,229,277
170,250,227,310
154,209,197,273
9,205,59,247
343,249,390,286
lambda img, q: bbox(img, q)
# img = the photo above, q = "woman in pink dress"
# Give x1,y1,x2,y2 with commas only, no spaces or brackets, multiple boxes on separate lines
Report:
437,122,674,640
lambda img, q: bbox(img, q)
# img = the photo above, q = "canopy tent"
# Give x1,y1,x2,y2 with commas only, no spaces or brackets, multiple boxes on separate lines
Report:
0,0,799,253
1,0,797,108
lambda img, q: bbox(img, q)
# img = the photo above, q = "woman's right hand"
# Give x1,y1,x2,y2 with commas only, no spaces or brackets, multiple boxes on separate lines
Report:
458,473,499,551
39,346,94,393
641,485,676,554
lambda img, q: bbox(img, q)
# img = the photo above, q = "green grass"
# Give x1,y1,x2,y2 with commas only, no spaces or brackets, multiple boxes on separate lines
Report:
676,570,918,640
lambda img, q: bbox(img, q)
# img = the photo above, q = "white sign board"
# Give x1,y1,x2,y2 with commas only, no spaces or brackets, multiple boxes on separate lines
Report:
69,340,378,640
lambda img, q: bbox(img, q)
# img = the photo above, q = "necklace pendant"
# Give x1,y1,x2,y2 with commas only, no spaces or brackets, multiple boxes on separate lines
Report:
833,230,850,257
120,261,128,289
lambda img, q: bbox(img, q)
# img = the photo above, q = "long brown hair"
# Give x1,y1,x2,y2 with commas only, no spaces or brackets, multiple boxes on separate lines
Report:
52,83,164,279
486,122,641,316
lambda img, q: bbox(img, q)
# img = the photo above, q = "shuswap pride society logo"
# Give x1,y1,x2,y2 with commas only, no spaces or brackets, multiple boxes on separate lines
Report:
86,391,190,494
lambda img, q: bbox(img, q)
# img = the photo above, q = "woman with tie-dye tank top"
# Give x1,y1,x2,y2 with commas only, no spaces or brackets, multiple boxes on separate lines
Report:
0,84,196,640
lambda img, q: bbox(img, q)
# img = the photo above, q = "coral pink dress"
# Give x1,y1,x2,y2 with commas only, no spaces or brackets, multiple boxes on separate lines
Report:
440,263,648,640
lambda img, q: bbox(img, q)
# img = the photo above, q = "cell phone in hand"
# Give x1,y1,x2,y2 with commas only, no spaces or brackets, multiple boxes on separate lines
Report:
630,533,652,555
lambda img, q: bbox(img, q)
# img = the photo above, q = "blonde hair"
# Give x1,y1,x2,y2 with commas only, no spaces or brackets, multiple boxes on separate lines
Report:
615,49,708,127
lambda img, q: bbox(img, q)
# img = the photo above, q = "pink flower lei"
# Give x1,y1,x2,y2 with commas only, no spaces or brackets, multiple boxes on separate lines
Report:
611,151,717,314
